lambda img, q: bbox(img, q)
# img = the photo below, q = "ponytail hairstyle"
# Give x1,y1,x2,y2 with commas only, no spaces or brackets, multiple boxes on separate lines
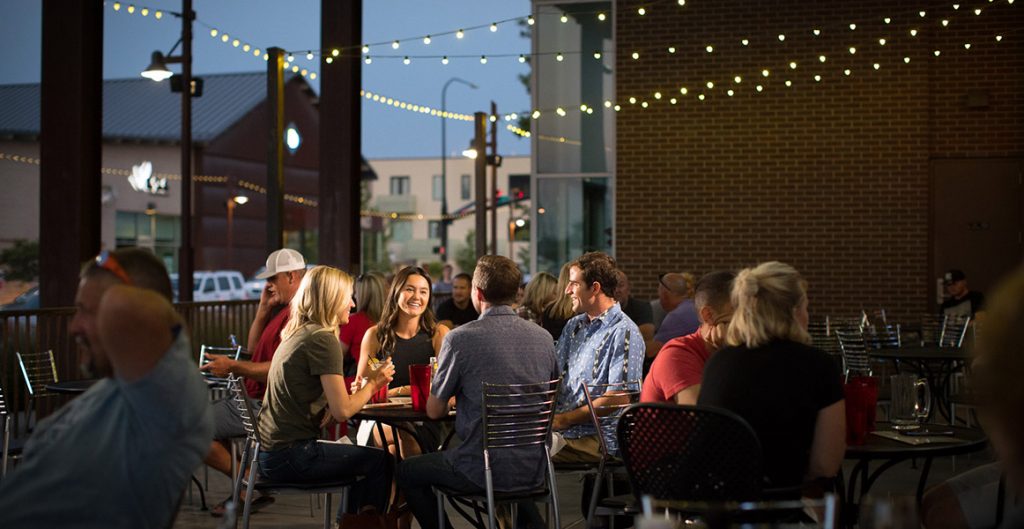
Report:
726,261,810,348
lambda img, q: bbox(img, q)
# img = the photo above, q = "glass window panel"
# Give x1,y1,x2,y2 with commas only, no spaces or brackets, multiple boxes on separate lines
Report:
218,276,230,290
460,174,471,200
390,176,410,195
432,175,443,201
232,276,242,289
427,221,441,239
155,215,176,242
392,220,412,242
535,2,614,174
115,211,137,240
536,176,612,274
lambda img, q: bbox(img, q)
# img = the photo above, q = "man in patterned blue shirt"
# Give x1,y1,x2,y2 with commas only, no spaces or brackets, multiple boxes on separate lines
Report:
552,252,645,463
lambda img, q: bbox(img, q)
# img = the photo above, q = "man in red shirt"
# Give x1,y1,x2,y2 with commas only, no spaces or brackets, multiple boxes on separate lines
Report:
641,271,735,405
199,248,307,514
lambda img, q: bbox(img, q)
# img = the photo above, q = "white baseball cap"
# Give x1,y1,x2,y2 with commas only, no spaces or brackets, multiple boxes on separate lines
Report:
256,249,306,279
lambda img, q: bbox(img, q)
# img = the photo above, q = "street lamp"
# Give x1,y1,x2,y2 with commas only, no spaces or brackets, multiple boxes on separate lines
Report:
440,77,477,262
139,0,195,302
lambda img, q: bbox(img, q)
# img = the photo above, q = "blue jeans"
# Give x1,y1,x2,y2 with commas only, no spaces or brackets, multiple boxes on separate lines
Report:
258,440,391,520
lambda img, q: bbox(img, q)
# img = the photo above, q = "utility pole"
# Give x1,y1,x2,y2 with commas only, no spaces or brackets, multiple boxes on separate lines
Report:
489,101,498,255
473,112,487,259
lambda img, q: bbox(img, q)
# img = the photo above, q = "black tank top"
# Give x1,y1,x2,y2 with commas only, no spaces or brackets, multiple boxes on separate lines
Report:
390,329,434,387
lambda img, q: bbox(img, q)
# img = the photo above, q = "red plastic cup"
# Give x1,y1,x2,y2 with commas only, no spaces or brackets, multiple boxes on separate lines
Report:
409,364,432,412
844,376,879,446
371,383,388,404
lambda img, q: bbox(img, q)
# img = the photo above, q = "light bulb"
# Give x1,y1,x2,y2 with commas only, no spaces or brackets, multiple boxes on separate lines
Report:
558,53,565,61
490,23,498,32
974,8,982,14
873,63,880,70
423,35,432,44
614,105,621,111
629,97,637,104
934,50,941,56
850,23,857,30
392,40,400,49
706,45,714,53
331,49,339,57
641,102,649,108
884,17,891,24
910,29,919,36
741,39,749,46
734,76,742,83
844,69,851,76
127,4,135,14
560,14,568,23
785,80,793,87
325,57,333,64
904,56,911,63
813,29,821,36
920,10,927,17
243,44,251,52
141,8,148,16
698,94,705,101
154,10,162,18
778,34,785,41
221,34,229,43
527,16,534,25
287,54,294,62
942,19,949,26
594,52,602,59
706,81,714,89
668,47,676,53
849,47,857,54
113,2,121,10
790,61,798,69
403,56,410,65
653,92,661,99
638,7,646,15
456,29,464,39
814,75,822,82
819,55,827,62
598,13,606,21
364,57,371,64
480,56,487,64
762,69,770,77
306,52,314,60
518,54,526,63
442,56,449,64
879,38,887,45
756,85,764,92
670,98,677,104
996,35,1003,42
362,45,369,53
680,87,688,94
631,52,639,60
964,43,971,49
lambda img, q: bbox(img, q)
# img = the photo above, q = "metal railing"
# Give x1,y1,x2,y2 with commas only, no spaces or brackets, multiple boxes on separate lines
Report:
0,299,259,432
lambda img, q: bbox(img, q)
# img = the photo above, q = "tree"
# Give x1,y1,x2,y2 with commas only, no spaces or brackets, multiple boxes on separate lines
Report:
0,239,39,282
455,230,477,274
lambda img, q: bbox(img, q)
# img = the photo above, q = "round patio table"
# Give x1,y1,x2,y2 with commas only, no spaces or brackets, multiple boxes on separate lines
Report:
44,379,98,395
870,346,971,422
352,401,456,460
840,422,987,508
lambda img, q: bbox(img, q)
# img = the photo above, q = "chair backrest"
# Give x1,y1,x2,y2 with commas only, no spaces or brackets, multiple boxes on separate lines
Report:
582,380,641,458
940,315,971,348
481,379,561,455
808,318,842,358
834,328,872,379
228,376,258,436
199,344,244,365
16,350,58,397
862,322,901,350
617,403,764,502
1,379,9,478
919,314,945,346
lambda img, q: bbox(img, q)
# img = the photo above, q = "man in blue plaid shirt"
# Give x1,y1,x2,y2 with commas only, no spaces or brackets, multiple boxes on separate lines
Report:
552,252,645,462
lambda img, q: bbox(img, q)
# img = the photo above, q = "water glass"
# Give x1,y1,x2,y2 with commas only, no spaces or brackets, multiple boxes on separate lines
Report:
890,374,931,430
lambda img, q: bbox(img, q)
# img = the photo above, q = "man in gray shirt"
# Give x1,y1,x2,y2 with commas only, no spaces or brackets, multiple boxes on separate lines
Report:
397,255,559,529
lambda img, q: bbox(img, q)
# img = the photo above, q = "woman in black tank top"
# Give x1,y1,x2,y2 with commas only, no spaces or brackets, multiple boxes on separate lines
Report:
356,266,449,459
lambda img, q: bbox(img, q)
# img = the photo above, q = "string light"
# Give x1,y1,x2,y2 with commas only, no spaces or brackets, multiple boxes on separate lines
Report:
306,51,314,60
480,55,487,64
362,44,370,53
741,39,750,46
558,53,566,61
598,13,606,21
667,47,676,53
392,40,400,49
778,34,786,41
441,56,449,65
790,61,798,69
638,7,646,15
706,45,714,53
456,29,465,39
518,54,526,63
631,52,639,60
849,23,857,30
879,38,887,45
490,23,498,32
560,13,568,23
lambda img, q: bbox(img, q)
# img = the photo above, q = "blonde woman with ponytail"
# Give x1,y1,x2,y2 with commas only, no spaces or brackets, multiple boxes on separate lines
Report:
256,266,396,524
698,261,846,492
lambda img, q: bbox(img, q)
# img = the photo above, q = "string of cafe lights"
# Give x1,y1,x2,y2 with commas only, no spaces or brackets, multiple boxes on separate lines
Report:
620,1,1017,106
0,153,510,220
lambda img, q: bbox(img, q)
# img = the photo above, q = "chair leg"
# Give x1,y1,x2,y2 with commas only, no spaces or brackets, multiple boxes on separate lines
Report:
241,462,259,529
547,457,561,529
511,503,519,529
323,493,333,529
585,462,606,529
437,490,446,529
341,487,350,516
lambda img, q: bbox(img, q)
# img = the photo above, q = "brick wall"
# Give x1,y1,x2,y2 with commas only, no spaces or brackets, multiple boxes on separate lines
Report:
615,0,1023,318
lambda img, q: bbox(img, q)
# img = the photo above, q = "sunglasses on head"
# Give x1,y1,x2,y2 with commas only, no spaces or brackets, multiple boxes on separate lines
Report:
95,250,134,285
658,273,670,290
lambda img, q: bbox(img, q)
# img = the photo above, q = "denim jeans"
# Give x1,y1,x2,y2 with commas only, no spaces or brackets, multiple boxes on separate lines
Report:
397,452,546,529
258,440,391,520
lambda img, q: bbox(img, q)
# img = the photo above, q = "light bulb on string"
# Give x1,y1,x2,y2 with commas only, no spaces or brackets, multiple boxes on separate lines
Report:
403,56,410,65
698,94,705,101
778,34,786,41
879,38,887,45
873,63,880,70
490,23,498,32
942,19,949,26
306,52,314,60
442,56,449,65
364,56,371,64
631,52,639,60
785,80,793,87
527,15,535,25
904,56,911,63
884,17,891,24
331,49,339,57
844,69,851,76
594,52,603,59
974,8,982,14
155,11,162,19
287,53,294,62
670,98,677,104
668,47,676,53
814,75,822,82
706,81,714,89
638,7,646,15
423,35,432,44
964,43,971,49
141,7,148,16
392,40,400,50
953,3,960,9
910,29,919,36
995,35,1003,42
680,87,688,94
243,44,250,52
518,54,526,63
456,29,464,39
127,4,135,14
849,47,857,54
920,10,927,17
813,29,821,36
762,69,770,77
734,76,742,83
756,85,764,92
598,13,606,21
113,2,121,11
560,13,568,23
706,45,714,53
221,34,229,42
641,102,649,108
325,57,333,64
254,49,261,57
849,23,857,30
652,92,661,100
790,61,798,69
819,55,827,62
480,56,487,64
558,53,566,61
741,39,749,46
934,50,941,56
362,45,369,53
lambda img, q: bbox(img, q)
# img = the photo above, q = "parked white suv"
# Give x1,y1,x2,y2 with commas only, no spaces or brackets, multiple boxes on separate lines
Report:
171,271,249,301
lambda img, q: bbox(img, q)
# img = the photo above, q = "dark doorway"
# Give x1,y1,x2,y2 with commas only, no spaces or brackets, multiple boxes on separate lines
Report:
931,158,1024,307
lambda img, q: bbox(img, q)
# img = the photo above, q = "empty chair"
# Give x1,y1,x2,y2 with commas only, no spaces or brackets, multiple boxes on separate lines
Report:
918,314,946,346
435,379,562,529
834,329,872,380
15,350,58,429
228,375,360,529
940,315,972,348
1,378,24,478
617,403,764,502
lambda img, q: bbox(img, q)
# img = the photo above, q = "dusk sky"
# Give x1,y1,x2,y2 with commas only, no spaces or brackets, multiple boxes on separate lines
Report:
0,0,533,159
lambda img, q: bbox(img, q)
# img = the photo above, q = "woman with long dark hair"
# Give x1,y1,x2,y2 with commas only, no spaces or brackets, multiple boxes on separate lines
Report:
356,266,449,458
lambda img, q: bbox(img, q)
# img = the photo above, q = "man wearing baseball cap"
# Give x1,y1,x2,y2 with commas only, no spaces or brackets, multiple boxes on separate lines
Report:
940,269,985,318
199,248,307,515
